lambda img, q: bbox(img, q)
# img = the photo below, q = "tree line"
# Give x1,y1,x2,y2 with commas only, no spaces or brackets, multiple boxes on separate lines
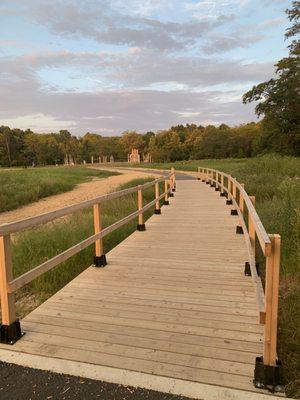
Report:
0,121,288,167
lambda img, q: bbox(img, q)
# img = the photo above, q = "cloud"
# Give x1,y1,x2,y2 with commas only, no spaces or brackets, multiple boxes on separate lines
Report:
15,0,234,51
202,32,264,54
0,113,76,132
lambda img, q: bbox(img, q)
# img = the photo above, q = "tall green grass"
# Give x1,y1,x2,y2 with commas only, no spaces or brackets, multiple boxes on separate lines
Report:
0,167,119,213
11,178,161,308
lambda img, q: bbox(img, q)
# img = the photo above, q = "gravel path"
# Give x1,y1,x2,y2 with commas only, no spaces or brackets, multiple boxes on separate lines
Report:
0,361,194,400
0,169,155,225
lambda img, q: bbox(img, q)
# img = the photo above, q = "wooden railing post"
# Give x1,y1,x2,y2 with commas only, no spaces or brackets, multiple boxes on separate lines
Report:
254,234,282,390
230,180,238,216
172,168,176,192
220,173,226,197
169,169,175,197
263,234,281,366
215,172,220,191
249,196,256,257
0,235,23,344
137,186,145,231
236,183,245,234
154,181,161,215
93,204,107,267
164,179,169,205
197,167,200,180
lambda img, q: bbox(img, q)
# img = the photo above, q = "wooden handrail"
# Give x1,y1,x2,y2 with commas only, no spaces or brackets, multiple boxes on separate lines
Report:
198,166,281,369
0,176,168,236
0,171,175,336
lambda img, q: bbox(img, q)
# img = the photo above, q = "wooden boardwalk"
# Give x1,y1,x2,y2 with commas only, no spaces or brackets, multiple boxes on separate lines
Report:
0,175,285,399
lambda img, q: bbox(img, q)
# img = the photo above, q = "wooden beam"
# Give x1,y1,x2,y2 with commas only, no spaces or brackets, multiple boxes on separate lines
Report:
155,181,160,211
0,235,16,325
138,188,143,225
93,204,103,257
263,234,281,365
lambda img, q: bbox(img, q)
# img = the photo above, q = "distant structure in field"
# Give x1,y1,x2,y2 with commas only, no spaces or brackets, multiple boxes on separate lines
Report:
128,148,140,163
128,149,152,163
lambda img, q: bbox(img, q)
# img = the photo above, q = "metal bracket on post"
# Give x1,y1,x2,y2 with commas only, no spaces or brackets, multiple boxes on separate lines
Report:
231,209,238,215
254,356,283,393
154,209,161,214
137,224,146,231
94,254,107,267
244,261,251,276
163,200,169,205
236,225,243,234
226,199,232,205
0,320,24,345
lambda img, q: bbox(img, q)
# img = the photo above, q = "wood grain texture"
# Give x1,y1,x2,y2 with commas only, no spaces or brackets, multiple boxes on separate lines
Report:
0,180,268,394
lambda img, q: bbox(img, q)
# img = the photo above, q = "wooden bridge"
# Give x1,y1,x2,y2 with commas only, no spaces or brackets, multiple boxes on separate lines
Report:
0,168,284,399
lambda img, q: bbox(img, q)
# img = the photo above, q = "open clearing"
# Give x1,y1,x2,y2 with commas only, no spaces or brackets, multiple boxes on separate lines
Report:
0,167,155,224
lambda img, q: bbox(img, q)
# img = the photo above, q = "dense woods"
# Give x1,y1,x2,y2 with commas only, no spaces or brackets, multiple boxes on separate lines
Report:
0,120,295,167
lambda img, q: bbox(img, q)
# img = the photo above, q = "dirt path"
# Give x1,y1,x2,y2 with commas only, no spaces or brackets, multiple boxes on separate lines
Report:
0,168,155,225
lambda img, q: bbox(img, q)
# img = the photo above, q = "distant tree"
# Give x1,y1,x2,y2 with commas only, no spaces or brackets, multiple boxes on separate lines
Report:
120,131,145,154
243,1,300,155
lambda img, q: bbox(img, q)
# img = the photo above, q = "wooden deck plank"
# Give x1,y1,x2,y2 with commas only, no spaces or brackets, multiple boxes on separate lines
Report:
0,180,268,396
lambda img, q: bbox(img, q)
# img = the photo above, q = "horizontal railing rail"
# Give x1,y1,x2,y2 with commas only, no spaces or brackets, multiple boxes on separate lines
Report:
197,167,281,382
0,169,176,345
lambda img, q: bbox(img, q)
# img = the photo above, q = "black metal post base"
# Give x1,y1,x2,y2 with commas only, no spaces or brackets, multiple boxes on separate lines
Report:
226,199,232,205
172,188,176,192
154,209,161,214
254,356,283,393
206,181,210,185
137,224,146,231
215,187,220,191
220,192,226,197
94,254,107,267
163,200,169,205
197,178,200,180
244,261,251,276
236,225,243,234
201,180,206,182
169,192,174,197
256,263,260,276
0,320,24,344
231,209,238,215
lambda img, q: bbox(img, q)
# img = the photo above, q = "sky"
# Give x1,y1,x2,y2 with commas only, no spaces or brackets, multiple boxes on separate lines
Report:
0,0,291,136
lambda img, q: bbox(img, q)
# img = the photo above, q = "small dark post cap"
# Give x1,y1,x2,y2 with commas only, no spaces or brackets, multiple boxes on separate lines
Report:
231,209,238,215
236,225,243,234
154,209,161,214
163,200,169,205
169,192,174,197
226,199,233,205
0,320,24,344
244,261,251,276
137,223,146,231
94,254,107,267
220,192,226,197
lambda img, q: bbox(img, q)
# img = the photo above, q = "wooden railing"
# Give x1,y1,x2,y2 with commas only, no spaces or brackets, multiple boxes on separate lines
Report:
0,169,175,344
198,167,281,370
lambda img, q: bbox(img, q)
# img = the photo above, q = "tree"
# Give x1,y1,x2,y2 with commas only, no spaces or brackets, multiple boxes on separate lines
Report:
120,131,145,154
243,1,300,155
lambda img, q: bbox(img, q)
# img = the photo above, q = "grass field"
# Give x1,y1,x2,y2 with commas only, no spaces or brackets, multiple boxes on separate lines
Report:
116,155,300,396
0,166,119,213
